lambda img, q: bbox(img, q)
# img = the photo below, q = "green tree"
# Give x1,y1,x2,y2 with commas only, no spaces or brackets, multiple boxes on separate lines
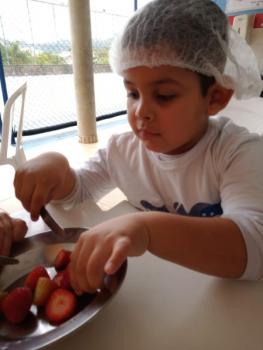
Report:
34,52,65,64
0,41,66,65
0,42,9,63
0,41,32,64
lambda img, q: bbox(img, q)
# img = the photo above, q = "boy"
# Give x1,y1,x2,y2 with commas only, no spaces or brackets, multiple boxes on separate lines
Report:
14,0,263,293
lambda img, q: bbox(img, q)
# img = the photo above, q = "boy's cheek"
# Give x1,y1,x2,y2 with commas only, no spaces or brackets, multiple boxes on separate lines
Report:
127,113,136,129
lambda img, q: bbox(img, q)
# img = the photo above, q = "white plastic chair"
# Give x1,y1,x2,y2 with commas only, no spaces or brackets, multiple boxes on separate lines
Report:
0,82,27,170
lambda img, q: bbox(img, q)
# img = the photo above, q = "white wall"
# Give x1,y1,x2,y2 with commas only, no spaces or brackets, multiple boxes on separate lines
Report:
221,96,263,133
250,28,263,75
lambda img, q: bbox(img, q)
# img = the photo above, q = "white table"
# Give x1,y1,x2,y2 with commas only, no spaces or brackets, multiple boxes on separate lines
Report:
14,200,263,350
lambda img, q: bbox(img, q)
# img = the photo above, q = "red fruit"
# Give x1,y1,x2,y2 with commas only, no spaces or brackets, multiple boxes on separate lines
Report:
0,290,7,313
45,288,77,324
25,265,49,290
33,277,57,307
53,266,71,290
2,287,32,324
54,249,71,271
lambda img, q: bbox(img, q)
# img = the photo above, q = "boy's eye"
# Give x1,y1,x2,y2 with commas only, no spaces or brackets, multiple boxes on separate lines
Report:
156,94,176,102
127,91,139,99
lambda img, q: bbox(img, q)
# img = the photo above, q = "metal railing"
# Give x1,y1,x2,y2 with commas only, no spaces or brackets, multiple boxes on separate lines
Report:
0,0,143,142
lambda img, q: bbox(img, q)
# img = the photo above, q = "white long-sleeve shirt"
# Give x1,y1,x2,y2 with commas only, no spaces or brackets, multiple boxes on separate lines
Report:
64,116,263,281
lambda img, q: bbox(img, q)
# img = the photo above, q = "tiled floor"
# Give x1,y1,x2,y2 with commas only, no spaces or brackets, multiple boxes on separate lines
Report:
0,115,130,213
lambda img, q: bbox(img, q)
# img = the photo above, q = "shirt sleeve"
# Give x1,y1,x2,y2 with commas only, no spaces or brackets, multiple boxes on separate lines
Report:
219,136,263,280
56,142,116,208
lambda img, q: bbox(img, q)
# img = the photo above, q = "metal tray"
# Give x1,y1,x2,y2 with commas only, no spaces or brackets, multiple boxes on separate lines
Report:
0,228,127,349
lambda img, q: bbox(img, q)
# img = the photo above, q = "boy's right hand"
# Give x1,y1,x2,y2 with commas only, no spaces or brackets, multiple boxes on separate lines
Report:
14,152,76,221
69,212,150,294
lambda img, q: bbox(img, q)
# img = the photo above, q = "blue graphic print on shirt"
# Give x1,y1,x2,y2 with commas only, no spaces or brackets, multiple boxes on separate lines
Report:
140,200,223,217
140,200,169,212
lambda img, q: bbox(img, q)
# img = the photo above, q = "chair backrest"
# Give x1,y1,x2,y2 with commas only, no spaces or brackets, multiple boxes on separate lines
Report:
0,82,27,169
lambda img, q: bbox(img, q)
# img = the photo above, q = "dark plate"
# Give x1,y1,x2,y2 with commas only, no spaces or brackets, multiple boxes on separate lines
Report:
0,228,127,349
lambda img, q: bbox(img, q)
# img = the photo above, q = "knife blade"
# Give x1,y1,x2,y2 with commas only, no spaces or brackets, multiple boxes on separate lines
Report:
40,207,67,238
0,255,19,265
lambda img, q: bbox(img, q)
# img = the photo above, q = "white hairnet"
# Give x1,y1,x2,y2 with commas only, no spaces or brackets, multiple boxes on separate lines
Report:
109,0,263,99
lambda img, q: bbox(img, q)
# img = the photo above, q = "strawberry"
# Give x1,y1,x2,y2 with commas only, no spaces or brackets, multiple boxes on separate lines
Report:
54,249,71,271
2,287,32,324
25,265,49,290
0,290,7,313
45,288,77,324
33,277,57,307
53,266,71,290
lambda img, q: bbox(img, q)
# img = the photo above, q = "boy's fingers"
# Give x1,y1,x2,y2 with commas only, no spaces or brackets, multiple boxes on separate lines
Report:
86,246,112,290
104,237,130,275
70,241,91,293
14,173,50,219
15,182,34,212
70,231,130,293
75,243,99,293
30,184,53,220
29,190,42,220
14,171,31,200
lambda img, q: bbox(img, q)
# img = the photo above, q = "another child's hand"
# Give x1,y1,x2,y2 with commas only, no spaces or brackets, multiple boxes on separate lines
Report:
69,213,150,294
0,209,28,256
14,152,76,220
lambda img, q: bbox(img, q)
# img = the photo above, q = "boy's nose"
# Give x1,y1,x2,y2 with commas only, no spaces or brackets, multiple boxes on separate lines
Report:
135,99,154,121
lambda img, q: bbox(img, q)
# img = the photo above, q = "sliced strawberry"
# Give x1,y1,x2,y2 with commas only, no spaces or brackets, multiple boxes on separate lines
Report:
33,277,57,307
45,288,77,324
2,287,32,324
24,265,49,290
53,266,71,290
54,249,71,271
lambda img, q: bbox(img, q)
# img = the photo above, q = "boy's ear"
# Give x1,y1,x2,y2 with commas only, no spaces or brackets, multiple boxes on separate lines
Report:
207,84,234,116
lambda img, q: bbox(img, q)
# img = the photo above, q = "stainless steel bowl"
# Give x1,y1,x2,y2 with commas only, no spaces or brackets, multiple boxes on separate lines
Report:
0,228,127,349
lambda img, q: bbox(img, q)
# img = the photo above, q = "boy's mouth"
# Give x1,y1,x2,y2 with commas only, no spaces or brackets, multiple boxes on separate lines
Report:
138,129,160,140
136,119,159,137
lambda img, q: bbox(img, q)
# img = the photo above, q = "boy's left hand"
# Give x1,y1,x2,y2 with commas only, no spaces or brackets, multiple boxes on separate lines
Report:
69,213,150,294
0,209,28,256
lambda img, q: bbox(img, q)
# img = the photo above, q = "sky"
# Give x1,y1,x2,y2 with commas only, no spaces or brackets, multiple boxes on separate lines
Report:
0,0,151,44
4,0,261,45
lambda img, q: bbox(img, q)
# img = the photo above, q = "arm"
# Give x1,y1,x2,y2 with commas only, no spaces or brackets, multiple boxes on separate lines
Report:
69,211,246,293
14,146,115,220
142,212,246,278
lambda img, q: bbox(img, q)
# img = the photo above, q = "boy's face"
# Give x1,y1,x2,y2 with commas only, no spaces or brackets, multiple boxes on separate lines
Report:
123,66,213,155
